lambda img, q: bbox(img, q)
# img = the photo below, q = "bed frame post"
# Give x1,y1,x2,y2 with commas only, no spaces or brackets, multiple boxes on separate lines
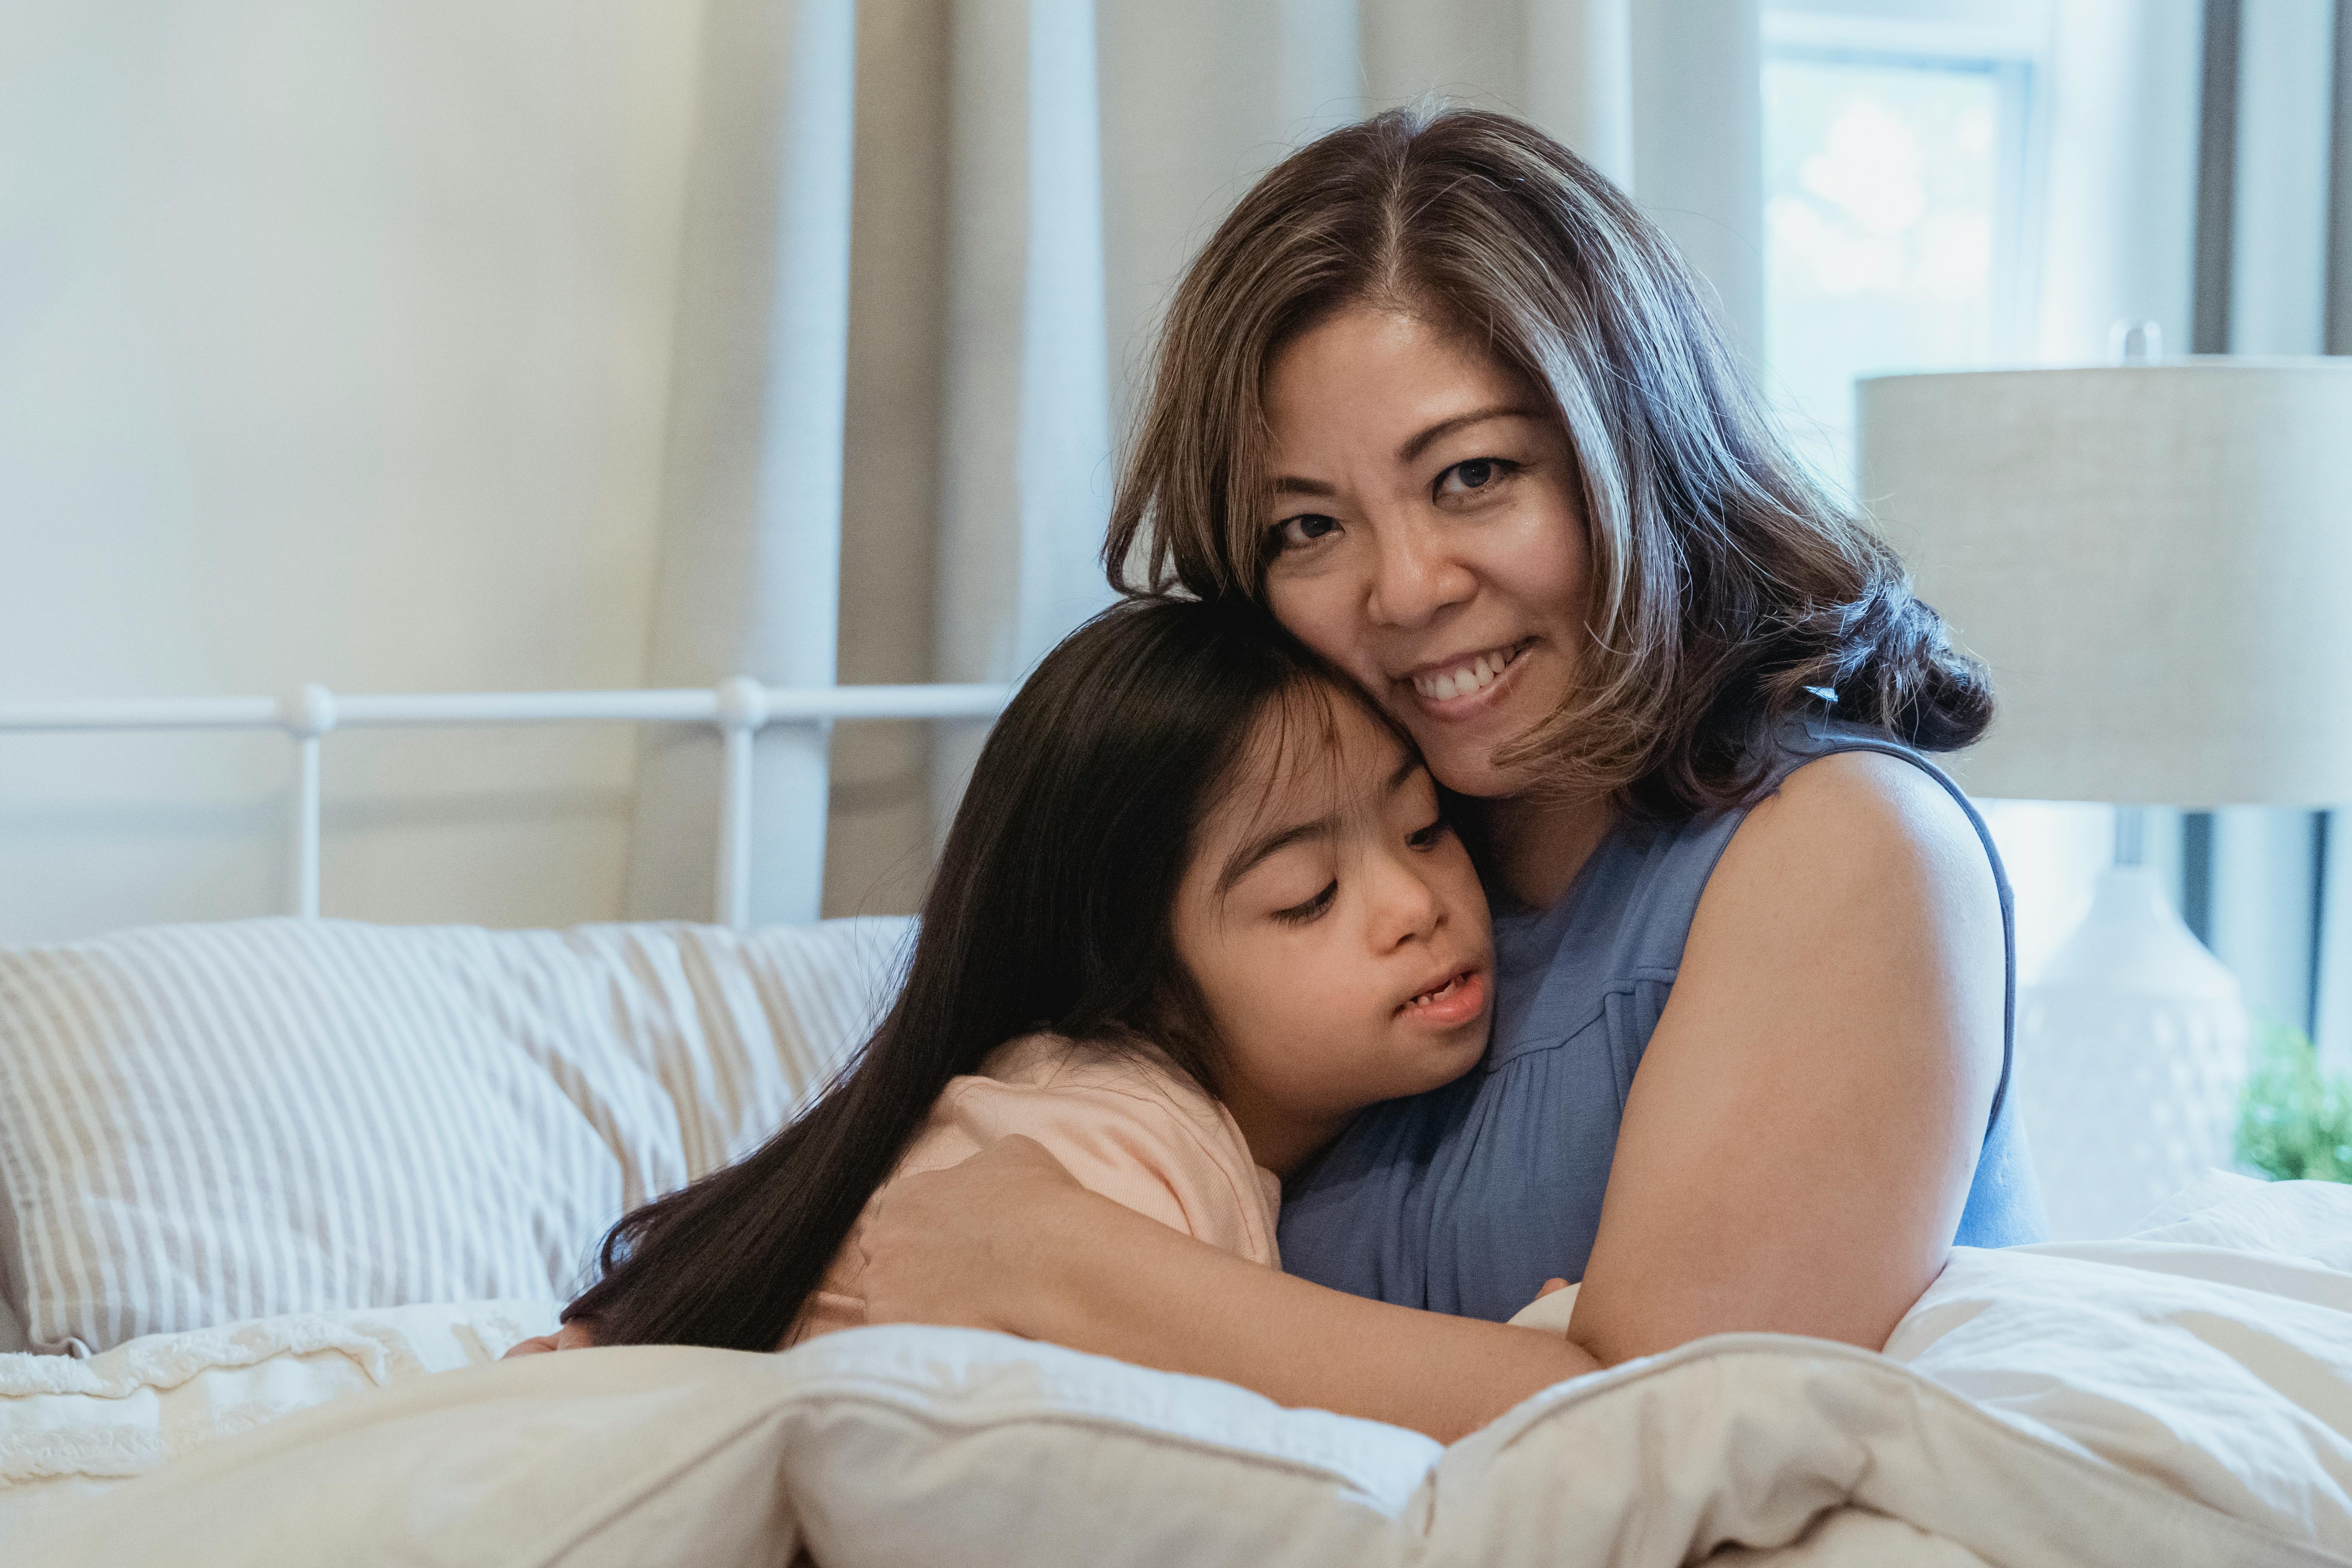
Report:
714,676,771,933
280,685,337,919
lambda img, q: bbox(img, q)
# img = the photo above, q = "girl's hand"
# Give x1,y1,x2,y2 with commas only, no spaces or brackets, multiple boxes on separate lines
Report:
502,1318,600,1358
858,1134,1090,1334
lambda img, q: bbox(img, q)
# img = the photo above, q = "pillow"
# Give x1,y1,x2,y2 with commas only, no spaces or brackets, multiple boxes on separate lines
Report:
0,916,910,1353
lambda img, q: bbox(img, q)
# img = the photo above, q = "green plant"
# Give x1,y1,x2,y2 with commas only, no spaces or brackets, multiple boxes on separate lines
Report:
2237,1024,2352,1183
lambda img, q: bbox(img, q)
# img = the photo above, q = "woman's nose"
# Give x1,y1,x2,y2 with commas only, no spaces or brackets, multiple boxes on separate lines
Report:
1365,517,1475,629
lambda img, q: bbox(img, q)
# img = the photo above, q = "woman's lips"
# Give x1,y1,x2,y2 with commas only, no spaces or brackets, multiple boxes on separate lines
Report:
1404,640,1533,715
1399,967,1486,1029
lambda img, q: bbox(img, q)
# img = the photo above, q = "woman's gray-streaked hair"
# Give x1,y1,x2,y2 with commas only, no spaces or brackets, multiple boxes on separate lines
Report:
1105,105,1991,817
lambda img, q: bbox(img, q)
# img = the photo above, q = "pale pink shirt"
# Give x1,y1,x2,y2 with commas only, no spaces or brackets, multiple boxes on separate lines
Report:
787,1033,1281,1345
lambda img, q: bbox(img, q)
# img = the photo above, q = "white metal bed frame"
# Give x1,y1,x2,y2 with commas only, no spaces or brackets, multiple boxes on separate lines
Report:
0,681,1007,932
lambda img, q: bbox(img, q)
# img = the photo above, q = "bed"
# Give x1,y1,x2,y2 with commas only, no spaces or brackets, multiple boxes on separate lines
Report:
2,685,2349,1566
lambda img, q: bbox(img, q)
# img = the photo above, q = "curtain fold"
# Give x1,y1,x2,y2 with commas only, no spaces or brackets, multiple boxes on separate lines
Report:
2195,0,2346,1049
623,0,859,926
656,0,1765,918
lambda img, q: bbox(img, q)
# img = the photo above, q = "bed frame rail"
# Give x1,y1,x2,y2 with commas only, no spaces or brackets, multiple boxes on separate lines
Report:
0,681,1008,931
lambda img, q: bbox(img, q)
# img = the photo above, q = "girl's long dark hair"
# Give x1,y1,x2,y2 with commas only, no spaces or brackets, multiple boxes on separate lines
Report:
566,596,1342,1350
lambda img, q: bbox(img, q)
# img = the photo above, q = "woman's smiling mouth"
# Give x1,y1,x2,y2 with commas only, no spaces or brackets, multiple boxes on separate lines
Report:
1406,640,1533,706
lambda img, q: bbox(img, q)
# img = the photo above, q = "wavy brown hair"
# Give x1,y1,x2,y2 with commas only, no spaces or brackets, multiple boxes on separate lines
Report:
1105,105,1991,817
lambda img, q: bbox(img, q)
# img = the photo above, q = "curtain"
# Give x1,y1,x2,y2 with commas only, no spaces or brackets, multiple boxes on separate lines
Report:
622,0,859,927
2189,0,2352,1064
630,0,1768,923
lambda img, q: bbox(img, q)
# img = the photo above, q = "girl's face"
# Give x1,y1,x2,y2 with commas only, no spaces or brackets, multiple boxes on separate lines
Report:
1170,690,1492,1176
1259,304,1592,801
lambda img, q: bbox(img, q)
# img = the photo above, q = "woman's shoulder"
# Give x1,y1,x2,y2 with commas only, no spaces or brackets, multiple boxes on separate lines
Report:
1498,730,2004,1021
1732,743,2000,910
1687,743,2006,1024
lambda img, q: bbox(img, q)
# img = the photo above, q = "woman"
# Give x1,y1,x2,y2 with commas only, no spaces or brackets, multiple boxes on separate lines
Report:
852,105,2045,1442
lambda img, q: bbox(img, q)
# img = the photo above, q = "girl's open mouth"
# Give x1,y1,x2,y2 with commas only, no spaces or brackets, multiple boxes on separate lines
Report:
1400,967,1486,1028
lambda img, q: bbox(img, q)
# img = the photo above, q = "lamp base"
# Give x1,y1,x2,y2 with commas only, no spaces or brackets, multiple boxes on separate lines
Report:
2013,865,2253,1242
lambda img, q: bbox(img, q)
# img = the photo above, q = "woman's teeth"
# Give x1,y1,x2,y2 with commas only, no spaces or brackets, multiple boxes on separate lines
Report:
1412,644,1524,702
1409,974,1464,1007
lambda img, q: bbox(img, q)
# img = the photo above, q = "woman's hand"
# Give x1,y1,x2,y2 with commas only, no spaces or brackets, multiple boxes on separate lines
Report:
861,1134,1595,1441
502,1318,601,1358
858,1134,1091,1334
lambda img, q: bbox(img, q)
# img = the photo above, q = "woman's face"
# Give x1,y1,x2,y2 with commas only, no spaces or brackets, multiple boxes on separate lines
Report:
1170,692,1492,1175
1259,304,1591,801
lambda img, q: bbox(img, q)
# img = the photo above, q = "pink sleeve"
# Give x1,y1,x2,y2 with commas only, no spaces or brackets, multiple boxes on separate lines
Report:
924,1075,1278,1266
785,1052,1276,1349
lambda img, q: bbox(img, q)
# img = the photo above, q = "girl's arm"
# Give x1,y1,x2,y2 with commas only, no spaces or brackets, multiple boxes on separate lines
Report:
857,753,2004,1439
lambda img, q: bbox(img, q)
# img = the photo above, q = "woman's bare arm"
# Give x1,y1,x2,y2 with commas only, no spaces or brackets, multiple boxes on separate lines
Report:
858,1136,1598,1442
861,752,2001,1437
1567,753,2001,1362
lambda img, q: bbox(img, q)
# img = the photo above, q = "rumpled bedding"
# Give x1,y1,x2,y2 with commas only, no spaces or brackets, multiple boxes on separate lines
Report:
7,1174,2349,1567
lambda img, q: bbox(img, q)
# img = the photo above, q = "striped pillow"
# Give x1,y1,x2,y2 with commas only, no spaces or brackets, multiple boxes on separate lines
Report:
0,917,910,1354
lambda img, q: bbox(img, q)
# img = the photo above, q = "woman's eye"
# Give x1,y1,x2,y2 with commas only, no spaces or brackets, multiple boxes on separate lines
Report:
1272,881,1337,925
1407,816,1452,850
1435,457,1519,502
1270,514,1341,553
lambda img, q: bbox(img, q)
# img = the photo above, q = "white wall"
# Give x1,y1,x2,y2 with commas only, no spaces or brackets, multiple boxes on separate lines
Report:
0,3,704,943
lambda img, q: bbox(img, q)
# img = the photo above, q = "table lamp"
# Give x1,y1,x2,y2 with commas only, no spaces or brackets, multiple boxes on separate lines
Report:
1856,352,2352,1239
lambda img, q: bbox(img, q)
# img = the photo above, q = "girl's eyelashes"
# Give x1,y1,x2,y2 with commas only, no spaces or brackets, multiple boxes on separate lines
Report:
1271,880,1337,926
1406,815,1452,850
1433,456,1522,505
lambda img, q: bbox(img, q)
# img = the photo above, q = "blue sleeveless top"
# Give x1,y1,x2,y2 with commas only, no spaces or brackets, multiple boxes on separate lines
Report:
1277,719,2048,1321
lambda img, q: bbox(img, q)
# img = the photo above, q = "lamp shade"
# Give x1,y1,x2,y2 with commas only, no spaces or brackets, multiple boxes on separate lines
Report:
1856,360,2352,806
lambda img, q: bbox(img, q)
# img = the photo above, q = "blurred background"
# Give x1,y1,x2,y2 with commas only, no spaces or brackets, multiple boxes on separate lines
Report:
1,0,2346,1095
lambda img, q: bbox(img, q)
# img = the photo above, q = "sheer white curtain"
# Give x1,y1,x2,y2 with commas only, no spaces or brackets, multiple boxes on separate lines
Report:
646,0,1770,920
621,0,1769,921
623,0,859,926
2200,0,2352,1064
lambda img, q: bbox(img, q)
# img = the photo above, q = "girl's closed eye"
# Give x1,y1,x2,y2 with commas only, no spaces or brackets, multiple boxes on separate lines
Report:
1406,815,1451,850
1272,879,1337,926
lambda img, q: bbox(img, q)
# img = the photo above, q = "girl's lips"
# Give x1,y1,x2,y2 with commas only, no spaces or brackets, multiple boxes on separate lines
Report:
1399,967,1487,1030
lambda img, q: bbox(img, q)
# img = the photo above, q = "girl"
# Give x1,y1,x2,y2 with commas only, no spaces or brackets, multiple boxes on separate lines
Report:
528,595,1497,1353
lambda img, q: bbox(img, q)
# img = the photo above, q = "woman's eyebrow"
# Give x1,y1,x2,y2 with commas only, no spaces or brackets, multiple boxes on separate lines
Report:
1397,404,1543,465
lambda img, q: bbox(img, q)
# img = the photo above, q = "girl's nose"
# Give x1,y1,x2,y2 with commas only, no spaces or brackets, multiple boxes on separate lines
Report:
1365,849,1446,949
1365,517,1475,629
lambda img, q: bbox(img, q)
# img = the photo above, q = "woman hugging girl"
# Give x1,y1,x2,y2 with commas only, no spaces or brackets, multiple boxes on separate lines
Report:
530,103,2034,1444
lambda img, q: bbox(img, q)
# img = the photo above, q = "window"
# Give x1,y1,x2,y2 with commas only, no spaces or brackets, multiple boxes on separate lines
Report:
1761,9,2044,495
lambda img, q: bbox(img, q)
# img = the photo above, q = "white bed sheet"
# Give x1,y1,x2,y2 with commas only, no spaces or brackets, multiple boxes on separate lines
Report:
0,1299,557,1544
8,1173,2348,1568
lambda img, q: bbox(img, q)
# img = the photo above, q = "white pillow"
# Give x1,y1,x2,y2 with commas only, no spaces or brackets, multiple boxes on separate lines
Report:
0,916,909,1353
